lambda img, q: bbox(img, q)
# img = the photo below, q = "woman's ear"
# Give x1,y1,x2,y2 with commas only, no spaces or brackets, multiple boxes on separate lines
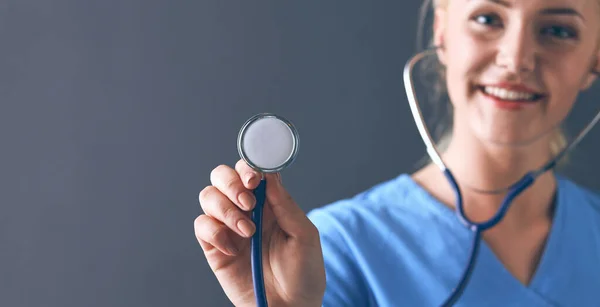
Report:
580,51,600,90
433,8,447,66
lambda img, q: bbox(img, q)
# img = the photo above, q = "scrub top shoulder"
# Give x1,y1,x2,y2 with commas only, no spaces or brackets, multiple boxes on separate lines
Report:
307,173,600,307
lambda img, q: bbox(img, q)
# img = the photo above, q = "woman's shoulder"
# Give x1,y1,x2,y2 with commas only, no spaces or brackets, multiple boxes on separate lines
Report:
307,173,452,237
557,174,600,215
306,173,600,235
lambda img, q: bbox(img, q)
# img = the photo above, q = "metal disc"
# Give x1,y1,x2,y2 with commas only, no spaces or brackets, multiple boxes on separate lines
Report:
238,113,299,173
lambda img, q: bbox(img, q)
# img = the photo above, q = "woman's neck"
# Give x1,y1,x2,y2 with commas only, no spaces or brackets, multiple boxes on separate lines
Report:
439,130,558,229
409,129,560,286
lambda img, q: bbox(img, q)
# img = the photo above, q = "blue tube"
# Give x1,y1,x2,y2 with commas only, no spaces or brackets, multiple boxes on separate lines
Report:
251,178,268,307
440,229,482,307
439,169,537,305
479,172,535,231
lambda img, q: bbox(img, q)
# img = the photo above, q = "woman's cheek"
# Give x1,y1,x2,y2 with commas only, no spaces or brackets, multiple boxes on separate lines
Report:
548,65,585,107
447,47,482,100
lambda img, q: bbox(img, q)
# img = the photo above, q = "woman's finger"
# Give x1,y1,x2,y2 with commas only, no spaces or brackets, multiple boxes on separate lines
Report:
199,186,256,238
194,214,240,256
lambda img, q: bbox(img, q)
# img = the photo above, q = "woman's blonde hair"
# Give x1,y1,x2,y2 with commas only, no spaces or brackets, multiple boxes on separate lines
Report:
416,0,568,157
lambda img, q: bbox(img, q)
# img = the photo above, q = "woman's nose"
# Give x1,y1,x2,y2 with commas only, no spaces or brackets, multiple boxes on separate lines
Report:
495,28,536,74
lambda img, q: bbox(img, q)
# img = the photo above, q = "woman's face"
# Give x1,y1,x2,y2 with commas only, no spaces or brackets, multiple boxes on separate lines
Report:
435,0,600,146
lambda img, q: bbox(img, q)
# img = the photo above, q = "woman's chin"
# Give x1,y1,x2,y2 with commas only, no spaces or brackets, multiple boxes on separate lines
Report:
473,128,547,148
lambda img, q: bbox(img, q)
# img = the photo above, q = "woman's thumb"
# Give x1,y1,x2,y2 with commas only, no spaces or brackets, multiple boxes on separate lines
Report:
263,173,312,237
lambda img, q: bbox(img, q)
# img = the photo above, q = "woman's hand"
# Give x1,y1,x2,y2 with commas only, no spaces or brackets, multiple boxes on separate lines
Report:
194,159,326,307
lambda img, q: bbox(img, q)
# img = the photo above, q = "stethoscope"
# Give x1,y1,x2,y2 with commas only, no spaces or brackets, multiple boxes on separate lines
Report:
237,113,300,307
236,47,600,307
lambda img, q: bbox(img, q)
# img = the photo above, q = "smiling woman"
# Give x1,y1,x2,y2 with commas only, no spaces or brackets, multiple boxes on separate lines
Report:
426,0,599,156
195,0,600,306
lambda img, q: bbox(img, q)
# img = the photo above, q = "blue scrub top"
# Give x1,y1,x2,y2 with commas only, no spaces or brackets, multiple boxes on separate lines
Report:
307,174,600,306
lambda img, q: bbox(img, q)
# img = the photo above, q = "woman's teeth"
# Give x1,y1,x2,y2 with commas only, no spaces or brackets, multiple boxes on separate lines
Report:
482,86,538,101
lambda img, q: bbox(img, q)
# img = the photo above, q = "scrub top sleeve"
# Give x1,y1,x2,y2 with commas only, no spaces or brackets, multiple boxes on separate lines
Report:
308,208,371,307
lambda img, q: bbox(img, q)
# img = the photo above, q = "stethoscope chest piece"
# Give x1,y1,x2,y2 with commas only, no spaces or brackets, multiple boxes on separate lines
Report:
238,113,299,173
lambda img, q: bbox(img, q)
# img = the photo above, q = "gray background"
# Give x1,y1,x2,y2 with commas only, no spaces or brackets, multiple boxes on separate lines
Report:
2,1,599,306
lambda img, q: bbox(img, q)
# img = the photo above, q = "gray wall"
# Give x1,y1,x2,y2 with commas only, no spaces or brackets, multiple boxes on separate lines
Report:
2,1,599,306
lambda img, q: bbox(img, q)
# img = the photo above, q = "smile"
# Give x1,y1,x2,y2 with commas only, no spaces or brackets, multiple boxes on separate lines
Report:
483,86,541,101
476,84,545,110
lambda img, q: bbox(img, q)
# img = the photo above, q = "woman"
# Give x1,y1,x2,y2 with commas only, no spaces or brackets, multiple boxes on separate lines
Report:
194,0,600,305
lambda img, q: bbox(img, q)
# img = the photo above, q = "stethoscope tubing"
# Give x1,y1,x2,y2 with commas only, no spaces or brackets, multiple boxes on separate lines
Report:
440,226,482,307
439,169,533,306
252,178,268,307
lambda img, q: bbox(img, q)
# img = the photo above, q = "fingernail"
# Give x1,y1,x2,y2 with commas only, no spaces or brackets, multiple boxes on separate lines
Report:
245,173,256,186
237,219,255,237
238,191,255,210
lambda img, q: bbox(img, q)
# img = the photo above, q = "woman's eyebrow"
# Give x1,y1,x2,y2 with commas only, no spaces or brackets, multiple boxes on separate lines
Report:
476,0,511,7
539,8,584,21
474,0,585,21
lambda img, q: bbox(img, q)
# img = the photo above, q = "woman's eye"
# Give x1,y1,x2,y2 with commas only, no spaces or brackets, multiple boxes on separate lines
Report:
541,25,577,40
473,14,502,27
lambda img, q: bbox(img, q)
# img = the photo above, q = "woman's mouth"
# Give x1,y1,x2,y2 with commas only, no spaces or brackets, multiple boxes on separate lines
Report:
476,85,545,110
